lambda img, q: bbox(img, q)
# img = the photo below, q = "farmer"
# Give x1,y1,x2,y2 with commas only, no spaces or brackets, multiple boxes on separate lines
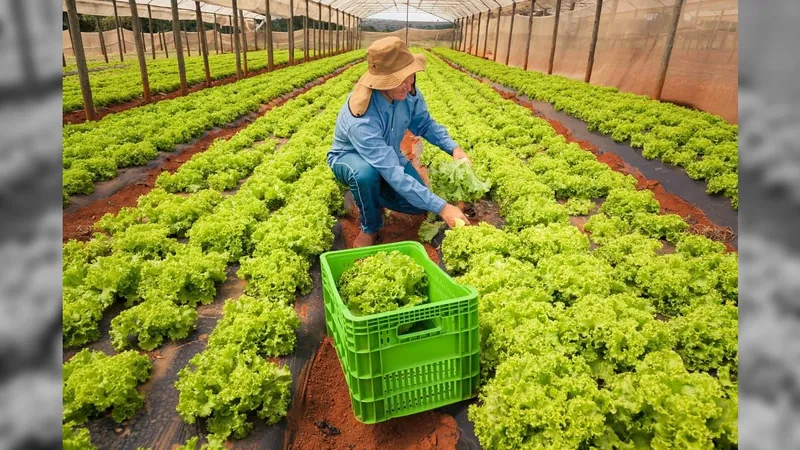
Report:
328,37,470,248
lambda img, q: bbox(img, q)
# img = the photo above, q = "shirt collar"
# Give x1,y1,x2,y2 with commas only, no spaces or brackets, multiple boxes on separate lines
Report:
371,89,394,113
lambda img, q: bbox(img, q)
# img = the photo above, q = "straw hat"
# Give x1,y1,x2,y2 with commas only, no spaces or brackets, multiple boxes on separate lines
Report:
349,37,426,117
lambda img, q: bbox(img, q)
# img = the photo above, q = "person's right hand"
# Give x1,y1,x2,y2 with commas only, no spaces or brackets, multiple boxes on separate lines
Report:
439,203,470,228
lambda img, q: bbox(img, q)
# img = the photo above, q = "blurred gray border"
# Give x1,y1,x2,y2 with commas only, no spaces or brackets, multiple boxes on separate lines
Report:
0,0,794,447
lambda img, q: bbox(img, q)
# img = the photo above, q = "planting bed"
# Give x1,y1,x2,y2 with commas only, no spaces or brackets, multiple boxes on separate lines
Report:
62,49,738,450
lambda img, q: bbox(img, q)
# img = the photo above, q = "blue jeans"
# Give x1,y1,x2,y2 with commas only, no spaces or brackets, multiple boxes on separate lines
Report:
331,152,426,234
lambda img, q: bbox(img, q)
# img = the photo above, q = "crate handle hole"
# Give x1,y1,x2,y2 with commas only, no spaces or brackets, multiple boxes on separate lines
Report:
398,318,441,341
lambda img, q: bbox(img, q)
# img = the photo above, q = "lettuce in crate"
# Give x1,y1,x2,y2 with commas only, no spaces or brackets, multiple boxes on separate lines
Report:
338,251,428,317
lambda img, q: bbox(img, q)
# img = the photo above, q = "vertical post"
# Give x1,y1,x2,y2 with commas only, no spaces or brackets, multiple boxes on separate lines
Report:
183,23,191,56
505,1,516,65
265,0,274,70
213,13,220,54
318,2,323,56
142,29,147,54
161,29,169,58
230,16,234,52
524,0,535,69
450,19,458,50
289,0,295,64
308,6,319,58
483,11,490,57
254,19,259,51
304,0,309,61
468,15,474,55
336,9,340,53
112,0,124,61
66,0,96,120
460,17,465,51
654,0,685,99
127,0,151,102
585,0,602,82
232,0,242,78
171,0,188,95
547,0,562,74
493,7,501,60
328,5,333,56
240,10,249,74
196,1,211,86
147,5,156,60
95,16,109,64
476,12,481,55
196,22,202,55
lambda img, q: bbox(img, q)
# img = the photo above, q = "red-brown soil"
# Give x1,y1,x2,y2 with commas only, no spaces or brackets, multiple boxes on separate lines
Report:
62,53,343,125
63,63,359,243
483,77,737,251
287,337,460,450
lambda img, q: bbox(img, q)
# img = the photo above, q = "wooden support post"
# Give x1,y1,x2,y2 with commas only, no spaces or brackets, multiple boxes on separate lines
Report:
328,5,333,56
265,0,274,70
476,12,482,56
196,23,202,55
451,18,457,49
483,11,490,57
66,0,96,120
195,1,211,86
304,0,309,61
585,0,602,82
405,0,410,45
506,1,516,65
523,0,535,69
183,23,191,56
459,17,465,51
231,0,242,77
127,0,151,103
147,5,156,59
318,2,323,56
467,15,474,54
170,0,187,95
213,13,220,54
94,16,109,63
313,8,317,58
112,0,124,61
254,19,259,51
654,0,685,99
240,10,249,75
161,30,169,58
289,0,295,64
547,0,562,74
493,7,501,60
336,9,340,53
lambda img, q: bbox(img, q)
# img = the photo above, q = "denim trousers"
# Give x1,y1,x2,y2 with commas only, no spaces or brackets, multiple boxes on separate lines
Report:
330,152,426,234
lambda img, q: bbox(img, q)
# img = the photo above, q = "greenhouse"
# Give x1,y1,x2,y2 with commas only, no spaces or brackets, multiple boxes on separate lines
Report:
61,0,738,448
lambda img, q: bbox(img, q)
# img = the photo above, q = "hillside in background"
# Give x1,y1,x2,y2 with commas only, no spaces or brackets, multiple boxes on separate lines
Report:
362,18,453,32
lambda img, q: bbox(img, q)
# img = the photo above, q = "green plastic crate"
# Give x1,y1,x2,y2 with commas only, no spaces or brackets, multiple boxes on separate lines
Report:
320,241,480,424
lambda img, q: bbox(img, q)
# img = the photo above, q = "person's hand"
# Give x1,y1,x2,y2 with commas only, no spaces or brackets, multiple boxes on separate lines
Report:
439,203,470,228
453,147,471,163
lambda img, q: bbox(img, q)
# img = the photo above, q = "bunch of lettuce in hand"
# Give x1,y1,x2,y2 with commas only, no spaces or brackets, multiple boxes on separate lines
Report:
338,251,428,316
429,158,491,204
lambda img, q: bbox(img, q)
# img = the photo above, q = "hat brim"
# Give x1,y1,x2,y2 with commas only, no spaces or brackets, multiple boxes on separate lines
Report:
349,54,426,117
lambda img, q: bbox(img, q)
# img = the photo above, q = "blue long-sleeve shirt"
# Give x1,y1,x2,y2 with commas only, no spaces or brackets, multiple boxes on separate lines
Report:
327,88,459,214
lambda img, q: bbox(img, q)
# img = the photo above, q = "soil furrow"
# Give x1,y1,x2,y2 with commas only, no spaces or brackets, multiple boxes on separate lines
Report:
63,60,361,243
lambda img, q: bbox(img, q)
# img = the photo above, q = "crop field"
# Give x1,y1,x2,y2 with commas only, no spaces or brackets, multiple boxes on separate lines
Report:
62,47,738,450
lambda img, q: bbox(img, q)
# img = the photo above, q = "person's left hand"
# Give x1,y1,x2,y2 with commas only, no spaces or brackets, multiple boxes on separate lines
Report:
453,147,471,163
